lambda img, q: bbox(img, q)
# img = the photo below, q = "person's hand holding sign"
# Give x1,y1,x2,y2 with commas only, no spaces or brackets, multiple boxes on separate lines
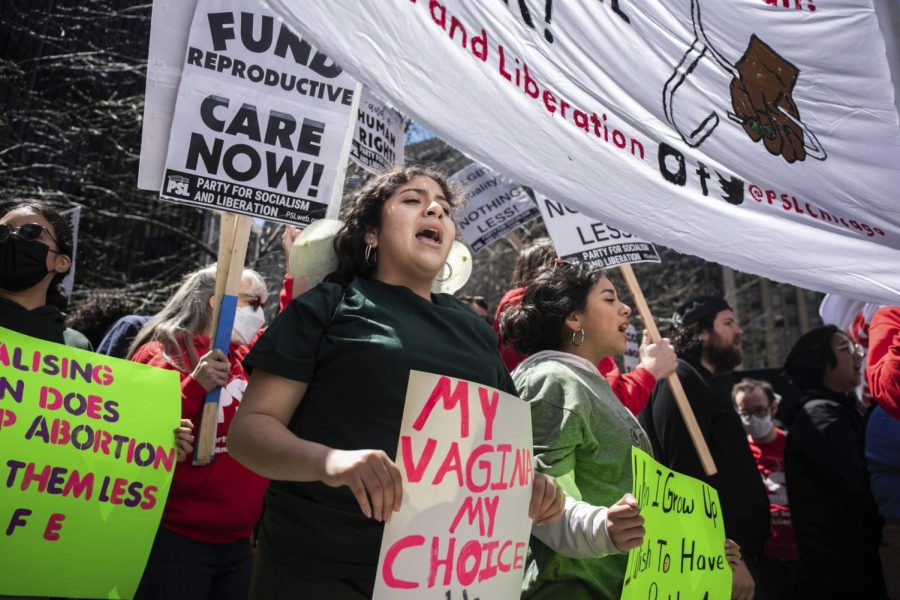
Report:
323,449,404,523
638,330,677,381
192,349,229,391
729,35,806,163
174,419,195,462
607,493,645,551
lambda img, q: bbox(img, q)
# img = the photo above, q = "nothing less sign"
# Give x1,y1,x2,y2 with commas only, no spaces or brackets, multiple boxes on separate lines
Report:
451,163,539,253
535,193,660,268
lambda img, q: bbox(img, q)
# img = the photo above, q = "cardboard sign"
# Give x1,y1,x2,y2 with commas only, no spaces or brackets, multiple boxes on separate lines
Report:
450,163,539,253
622,324,641,373
535,193,660,268
350,87,405,173
59,206,81,298
159,0,357,226
374,371,533,599
265,0,900,303
0,328,181,599
621,447,731,600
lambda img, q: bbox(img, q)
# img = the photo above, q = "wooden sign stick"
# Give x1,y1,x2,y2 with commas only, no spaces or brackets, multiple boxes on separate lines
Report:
507,231,524,252
193,212,253,466
618,263,718,476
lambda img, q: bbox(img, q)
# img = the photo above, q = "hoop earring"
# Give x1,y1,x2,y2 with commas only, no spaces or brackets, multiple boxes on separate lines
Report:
572,328,585,346
435,261,454,283
364,244,377,267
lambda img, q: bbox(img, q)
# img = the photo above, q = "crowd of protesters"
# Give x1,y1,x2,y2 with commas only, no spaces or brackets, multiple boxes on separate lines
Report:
1,164,897,599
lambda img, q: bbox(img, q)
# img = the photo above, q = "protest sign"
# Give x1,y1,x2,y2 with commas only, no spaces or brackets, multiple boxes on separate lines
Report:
450,163,539,253
0,327,181,598
535,193,660,268
265,0,900,304
59,206,81,297
158,0,358,226
351,88,405,173
622,324,641,373
621,447,731,600
138,0,198,191
374,370,533,599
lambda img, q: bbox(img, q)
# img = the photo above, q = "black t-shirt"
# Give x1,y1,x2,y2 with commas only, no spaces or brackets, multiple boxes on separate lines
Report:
244,277,517,581
638,359,770,557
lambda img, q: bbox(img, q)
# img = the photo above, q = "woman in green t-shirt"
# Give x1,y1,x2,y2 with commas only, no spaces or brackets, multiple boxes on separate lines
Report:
228,165,564,598
500,261,649,599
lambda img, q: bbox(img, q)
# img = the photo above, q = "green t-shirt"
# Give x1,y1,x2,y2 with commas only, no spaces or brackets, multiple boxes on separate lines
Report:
244,277,517,582
514,355,652,600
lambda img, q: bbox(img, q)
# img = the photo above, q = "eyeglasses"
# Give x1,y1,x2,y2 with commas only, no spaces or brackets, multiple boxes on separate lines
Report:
836,341,865,359
738,407,771,419
238,293,263,310
0,222,59,246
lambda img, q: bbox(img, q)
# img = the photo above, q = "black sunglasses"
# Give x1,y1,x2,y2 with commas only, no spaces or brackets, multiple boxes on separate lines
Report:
0,222,59,246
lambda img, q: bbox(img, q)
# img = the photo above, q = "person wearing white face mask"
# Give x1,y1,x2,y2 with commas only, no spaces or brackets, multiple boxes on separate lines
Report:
732,379,799,600
232,269,268,346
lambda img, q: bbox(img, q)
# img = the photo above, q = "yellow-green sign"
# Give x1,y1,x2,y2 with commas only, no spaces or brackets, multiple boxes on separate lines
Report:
621,447,732,600
0,327,181,599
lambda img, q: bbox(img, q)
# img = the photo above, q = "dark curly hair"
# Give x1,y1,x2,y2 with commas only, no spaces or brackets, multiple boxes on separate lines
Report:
325,164,461,286
1,200,74,310
783,324,840,392
671,313,717,365
65,291,139,348
510,237,557,288
500,262,606,355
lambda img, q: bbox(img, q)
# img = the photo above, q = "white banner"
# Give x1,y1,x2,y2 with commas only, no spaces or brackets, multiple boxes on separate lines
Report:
450,163,539,253
374,371,533,599
535,193,660,268
158,0,357,226
59,206,81,297
350,88,405,173
265,0,900,303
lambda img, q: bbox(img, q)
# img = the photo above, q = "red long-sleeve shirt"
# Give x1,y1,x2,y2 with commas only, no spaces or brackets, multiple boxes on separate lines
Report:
131,336,268,543
866,306,900,418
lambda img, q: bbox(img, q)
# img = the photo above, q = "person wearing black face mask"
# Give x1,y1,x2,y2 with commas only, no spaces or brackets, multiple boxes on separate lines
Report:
0,201,91,349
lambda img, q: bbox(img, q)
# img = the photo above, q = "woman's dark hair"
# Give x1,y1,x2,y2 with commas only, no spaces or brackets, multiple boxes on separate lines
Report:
1,200,74,310
671,313,717,365
325,164,460,286
783,324,840,392
510,237,557,288
500,262,606,355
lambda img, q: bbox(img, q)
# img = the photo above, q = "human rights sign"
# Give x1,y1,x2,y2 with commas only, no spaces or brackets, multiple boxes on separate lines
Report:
0,328,181,599
621,447,731,600
374,371,533,599
159,0,357,226
351,87,405,173
265,0,900,303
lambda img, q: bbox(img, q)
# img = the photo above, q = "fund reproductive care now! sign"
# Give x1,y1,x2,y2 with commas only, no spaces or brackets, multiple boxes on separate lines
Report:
374,371,533,599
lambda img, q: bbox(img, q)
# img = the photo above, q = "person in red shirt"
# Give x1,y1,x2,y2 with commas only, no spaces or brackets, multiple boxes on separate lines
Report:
493,238,676,414
129,264,270,600
867,306,900,418
732,379,800,600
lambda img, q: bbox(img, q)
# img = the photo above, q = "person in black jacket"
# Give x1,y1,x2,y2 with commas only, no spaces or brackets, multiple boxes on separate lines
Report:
0,200,90,349
782,325,887,599
639,296,769,599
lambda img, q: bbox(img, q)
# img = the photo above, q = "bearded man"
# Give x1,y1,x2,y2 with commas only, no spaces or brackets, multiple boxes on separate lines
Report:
638,296,770,600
